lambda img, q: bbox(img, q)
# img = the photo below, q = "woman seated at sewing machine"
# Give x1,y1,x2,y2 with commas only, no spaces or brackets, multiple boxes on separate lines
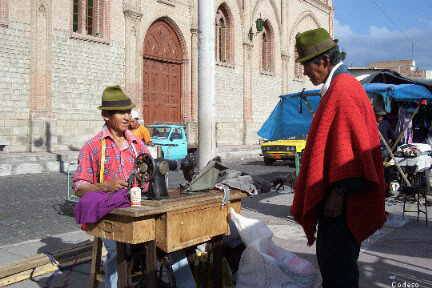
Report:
73,85,151,288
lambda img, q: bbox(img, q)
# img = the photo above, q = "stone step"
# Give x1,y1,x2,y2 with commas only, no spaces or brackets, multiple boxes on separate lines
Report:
216,145,261,160
0,151,79,176
0,145,262,176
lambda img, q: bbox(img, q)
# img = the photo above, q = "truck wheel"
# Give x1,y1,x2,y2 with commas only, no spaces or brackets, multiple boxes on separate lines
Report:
264,158,275,166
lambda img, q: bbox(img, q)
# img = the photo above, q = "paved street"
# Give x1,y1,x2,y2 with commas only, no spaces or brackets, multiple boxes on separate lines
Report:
2,157,432,288
0,157,293,246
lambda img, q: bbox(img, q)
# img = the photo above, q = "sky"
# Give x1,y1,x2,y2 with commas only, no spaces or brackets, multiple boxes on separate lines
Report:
333,0,432,70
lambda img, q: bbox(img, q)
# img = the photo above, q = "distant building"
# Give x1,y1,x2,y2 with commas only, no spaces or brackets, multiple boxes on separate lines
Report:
368,59,426,79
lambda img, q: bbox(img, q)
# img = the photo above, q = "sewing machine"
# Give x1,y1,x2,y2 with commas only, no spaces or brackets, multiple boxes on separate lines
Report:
128,152,170,200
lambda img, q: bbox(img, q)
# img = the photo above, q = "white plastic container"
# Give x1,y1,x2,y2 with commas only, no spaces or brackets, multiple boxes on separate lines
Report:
130,186,142,207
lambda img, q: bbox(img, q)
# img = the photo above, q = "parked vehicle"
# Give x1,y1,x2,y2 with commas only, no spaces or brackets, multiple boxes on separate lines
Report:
149,124,197,160
260,139,306,165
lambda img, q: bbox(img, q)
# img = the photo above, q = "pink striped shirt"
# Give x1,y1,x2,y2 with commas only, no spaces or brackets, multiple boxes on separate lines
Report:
73,126,150,190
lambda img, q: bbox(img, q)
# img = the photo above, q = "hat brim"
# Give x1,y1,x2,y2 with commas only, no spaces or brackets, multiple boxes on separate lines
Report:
375,111,387,116
98,103,136,111
296,39,338,64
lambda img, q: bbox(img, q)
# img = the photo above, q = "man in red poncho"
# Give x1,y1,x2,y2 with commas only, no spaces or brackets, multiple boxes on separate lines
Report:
291,28,386,288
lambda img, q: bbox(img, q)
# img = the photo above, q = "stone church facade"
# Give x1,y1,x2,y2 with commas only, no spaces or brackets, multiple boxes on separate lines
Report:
0,0,333,153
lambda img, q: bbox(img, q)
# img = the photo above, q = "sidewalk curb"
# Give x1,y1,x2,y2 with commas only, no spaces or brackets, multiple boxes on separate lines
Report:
0,240,95,286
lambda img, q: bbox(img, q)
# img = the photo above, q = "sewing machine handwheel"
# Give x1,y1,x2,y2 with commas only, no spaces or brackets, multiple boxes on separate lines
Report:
135,153,154,178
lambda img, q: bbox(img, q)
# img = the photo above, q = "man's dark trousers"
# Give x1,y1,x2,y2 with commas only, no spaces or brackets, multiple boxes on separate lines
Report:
316,215,360,288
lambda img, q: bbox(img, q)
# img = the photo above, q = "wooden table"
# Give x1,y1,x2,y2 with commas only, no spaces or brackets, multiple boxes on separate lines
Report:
86,189,246,287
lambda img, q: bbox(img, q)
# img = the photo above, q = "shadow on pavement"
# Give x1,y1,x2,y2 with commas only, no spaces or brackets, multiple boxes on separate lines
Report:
28,236,94,288
53,201,75,218
240,159,294,167
242,191,295,221
274,220,432,288
358,224,432,288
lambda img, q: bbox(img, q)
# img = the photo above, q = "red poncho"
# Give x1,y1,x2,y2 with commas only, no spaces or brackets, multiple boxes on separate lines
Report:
291,73,386,245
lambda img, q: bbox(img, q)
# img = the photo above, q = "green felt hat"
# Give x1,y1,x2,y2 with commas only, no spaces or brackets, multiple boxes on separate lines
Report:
98,85,135,111
295,28,337,64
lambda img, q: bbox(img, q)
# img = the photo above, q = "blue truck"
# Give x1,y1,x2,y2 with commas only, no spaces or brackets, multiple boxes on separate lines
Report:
148,124,197,160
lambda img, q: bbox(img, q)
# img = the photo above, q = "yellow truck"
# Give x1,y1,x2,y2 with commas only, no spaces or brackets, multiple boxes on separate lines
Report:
260,139,306,165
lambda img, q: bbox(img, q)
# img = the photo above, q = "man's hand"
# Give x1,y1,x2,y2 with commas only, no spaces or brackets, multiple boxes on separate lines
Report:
101,178,128,192
323,187,344,217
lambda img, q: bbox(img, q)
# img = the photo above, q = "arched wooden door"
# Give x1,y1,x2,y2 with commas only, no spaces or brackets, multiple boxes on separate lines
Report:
143,20,183,124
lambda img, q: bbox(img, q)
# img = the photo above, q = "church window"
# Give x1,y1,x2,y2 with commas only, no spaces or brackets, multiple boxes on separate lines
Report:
294,50,304,79
73,0,107,38
0,0,8,27
261,21,273,73
215,4,233,64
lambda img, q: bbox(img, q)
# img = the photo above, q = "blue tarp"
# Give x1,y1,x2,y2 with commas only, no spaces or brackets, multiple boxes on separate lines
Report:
257,90,320,140
364,83,432,113
258,83,432,141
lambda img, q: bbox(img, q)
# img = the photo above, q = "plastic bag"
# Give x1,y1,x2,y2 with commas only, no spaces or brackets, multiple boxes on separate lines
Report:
229,209,317,288
228,208,273,245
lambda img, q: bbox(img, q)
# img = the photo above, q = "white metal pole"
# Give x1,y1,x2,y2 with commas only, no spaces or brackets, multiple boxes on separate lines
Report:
198,0,216,169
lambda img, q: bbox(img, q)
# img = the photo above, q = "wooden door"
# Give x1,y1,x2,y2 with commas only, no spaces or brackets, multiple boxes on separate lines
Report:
143,20,183,124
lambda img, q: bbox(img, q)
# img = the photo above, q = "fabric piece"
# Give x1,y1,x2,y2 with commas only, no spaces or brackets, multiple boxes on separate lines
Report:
316,215,360,288
74,189,130,224
73,126,150,190
131,125,152,144
396,107,413,144
218,169,258,196
394,155,432,173
291,72,386,245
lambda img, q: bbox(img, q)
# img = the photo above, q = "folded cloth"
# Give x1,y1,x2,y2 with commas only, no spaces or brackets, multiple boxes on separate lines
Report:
74,188,130,225
220,175,258,196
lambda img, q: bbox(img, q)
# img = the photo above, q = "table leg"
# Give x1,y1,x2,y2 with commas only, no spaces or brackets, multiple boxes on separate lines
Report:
117,242,128,288
211,236,224,288
88,237,102,288
145,240,158,288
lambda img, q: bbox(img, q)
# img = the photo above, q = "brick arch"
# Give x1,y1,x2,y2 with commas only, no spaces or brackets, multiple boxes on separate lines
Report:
288,11,321,45
251,0,281,36
142,19,186,124
143,19,183,61
261,20,274,73
250,0,282,73
289,12,321,80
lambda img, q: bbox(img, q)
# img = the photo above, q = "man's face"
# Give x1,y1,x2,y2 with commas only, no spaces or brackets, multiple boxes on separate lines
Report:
129,118,140,129
376,115,384,123
302,58,330,86
103,110,131,133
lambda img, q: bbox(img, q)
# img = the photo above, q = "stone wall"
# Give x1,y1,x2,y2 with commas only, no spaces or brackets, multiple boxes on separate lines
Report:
0,0,333,153
51,0,125,150
0,0,32,152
